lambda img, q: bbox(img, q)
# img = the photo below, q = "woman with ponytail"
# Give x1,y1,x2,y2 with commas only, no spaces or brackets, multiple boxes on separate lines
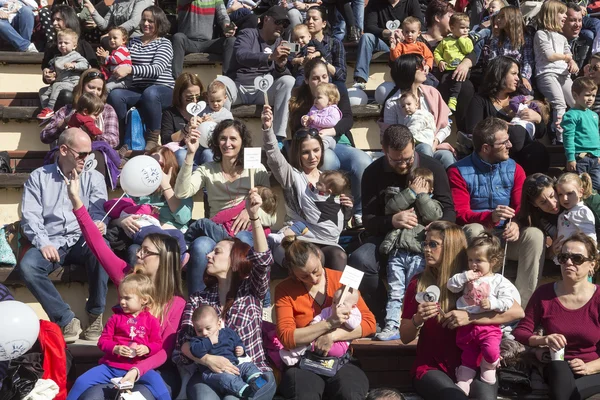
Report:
275,236,376,398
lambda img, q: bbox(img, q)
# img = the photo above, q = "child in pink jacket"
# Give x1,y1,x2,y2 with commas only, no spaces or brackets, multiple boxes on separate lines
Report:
301,82,342,150
66,274,170,400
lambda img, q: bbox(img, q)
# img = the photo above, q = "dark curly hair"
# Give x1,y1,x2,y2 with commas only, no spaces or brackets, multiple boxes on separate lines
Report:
479,55,523,100
209,119,253,167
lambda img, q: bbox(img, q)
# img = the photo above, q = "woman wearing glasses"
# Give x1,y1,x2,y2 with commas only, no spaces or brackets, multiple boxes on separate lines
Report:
462,56,548,174
289,58,372,227
400,221,524,400
65,170,186,400
262,102,352,271
381,54,456,170
514,233,600,400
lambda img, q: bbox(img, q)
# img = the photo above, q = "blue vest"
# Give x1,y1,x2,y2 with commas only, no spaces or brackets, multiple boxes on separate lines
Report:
455,153,516,213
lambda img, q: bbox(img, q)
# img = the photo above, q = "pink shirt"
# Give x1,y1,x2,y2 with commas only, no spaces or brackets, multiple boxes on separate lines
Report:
307,105,343,130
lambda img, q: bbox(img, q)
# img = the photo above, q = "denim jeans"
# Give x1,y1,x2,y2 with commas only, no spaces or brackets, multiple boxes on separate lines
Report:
576,156,600,192
0,6,34,51
472,28,491,64
415,143,457,170
188,370,276,400
203,362,262,397
384,250,424,330
353,33,390,82
332,0,365,41
185,219,254,295
175,147,214,168
16,236,109,328
67,365,170,400
108,85,174,132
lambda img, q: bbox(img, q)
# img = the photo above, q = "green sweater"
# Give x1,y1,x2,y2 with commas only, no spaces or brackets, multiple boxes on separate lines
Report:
561,108,600,162
134,193,193,230
176,0,229,41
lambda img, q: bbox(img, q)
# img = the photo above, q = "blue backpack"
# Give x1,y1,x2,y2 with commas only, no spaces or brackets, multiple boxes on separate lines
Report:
124,107,146,151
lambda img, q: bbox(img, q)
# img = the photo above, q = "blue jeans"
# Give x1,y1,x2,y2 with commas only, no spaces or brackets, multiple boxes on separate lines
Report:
472,28,491,64
16,236,109,328
332,0,365,41
67,364,170,400
203,362,262,397
0,6,33,51
354,33,389,82
415,143,456,170
576,156,600,192
108,85,174,132
188,370,276,400
384,250,425,330
185,219,254,295
175,147,214,168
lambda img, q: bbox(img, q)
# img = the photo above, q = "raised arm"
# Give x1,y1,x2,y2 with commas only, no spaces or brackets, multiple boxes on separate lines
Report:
261,105,296,188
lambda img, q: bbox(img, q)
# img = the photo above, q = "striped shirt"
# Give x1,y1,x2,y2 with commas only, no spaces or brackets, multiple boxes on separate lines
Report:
106,45,132,73
129,37,175,88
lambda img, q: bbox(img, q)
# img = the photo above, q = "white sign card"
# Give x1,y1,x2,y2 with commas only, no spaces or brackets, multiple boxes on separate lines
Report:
338,265,364,305
120,392,147,400
385,20,401,31
244,147,262,187
254,75,274,106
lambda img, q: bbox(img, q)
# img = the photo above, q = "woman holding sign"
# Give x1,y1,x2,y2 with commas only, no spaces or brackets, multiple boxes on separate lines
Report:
274,238,376,398
399,221,524,400
513,233,600,400
174,119,270,295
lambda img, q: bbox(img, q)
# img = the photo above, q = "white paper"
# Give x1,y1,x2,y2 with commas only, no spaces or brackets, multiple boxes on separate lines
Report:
110,377,134,390
120,392,147,400
339,265,364,289
244,147,262,169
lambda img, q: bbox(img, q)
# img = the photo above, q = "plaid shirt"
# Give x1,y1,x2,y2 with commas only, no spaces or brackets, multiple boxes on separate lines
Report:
175,249,273,372
295,35,347,83
485,32,535,81
40,104,120,149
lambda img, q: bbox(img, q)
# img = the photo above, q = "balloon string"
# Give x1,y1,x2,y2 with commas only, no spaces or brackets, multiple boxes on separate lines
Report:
81,192,128,247
501,218,511,277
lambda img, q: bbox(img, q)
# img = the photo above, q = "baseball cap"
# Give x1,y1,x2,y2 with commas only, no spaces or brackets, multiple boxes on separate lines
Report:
262,5,290,21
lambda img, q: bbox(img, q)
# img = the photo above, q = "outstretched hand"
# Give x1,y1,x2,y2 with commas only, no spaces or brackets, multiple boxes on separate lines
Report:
64,168,84,210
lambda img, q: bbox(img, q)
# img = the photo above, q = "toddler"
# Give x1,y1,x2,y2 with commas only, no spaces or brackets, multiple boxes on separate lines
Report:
104,197,162,238
473,0,505,30
66,274,169,400
509,96,551,140
376,167,442,341
399,93,436,154
37,29,89,120
279,287,361,366
198,80,234,123
68,92,104,139
555,173,597,249
268,170,349,245
447,232,520,395
96,26,132,92
177,305,267,399
290,24,330,87
389,17,434,70
301,82,341,150
561,77,600,191
434,13,473,111
534,0,576,144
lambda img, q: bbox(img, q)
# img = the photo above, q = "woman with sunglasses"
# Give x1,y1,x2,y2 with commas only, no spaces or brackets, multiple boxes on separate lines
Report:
40,68,121,188
289,58,372,227
400,221,524,400
462,56,548,175
262,104,352,271
65,169,186,400
514,233,600,400
381,54,456,170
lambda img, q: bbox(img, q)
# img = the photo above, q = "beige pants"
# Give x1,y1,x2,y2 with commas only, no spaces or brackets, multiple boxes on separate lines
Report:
463,223,546,308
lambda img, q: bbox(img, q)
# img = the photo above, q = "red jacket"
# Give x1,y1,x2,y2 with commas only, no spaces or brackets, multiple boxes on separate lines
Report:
68,113,103,137
39,320,68,400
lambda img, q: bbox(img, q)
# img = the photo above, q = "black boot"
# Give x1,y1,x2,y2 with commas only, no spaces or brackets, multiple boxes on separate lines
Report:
345,26,361,43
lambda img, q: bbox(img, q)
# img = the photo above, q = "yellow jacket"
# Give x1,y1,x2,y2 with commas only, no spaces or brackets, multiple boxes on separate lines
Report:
433,36,474,71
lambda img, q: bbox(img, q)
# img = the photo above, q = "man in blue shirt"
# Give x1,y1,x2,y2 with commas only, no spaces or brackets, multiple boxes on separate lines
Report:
17,128,109,343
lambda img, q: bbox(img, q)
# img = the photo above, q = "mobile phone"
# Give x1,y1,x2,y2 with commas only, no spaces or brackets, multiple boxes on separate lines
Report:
282,42,300,54
225,22,237,33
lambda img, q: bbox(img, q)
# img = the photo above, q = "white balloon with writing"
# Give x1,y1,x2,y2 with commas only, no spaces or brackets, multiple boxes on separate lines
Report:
120,155,162,197
198,121,217,149
0,301,40,361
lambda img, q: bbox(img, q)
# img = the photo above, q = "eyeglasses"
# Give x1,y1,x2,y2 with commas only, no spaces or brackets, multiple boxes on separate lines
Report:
557,253,593,266
66,146,91,160
492,139,511,148
137,247,160,259
387,153,415,166
274,19,290,28
295,128,320,139
421,240,442,250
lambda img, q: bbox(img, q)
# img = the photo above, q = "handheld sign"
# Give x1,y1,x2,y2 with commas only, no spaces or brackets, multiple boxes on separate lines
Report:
186,101,206,126
244,147,262,188
416,285,444,316
254,75,274,106
385,20,401,31
338,265,364,305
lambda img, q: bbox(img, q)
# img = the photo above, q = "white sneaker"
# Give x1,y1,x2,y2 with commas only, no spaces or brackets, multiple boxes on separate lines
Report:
352,81,366,90
26,43,38,53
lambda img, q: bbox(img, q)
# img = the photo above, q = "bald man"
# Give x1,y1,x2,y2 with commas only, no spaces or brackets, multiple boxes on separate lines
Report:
17,128,109,343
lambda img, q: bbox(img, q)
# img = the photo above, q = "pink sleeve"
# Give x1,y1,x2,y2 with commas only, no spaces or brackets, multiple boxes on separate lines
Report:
345,307,362,330
211,201,246,225
134,297,185,376
98,314,119,355
73,206,128,286
312,307,332,324
309,106,342,129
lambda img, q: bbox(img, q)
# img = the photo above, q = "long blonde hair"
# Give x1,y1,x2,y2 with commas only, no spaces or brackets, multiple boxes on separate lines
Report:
417,221,467,318
537,0,567,32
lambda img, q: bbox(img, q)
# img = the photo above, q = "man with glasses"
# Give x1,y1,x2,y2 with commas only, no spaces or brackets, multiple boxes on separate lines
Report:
448,117,545,307
217,5,295,142
17,128,109,343
348,124,455,324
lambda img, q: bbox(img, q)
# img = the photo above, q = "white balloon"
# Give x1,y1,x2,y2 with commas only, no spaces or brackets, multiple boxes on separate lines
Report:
197,121,217,149
0,301,39,361
374,82,396,105
120,155,163,197
348,87,368,106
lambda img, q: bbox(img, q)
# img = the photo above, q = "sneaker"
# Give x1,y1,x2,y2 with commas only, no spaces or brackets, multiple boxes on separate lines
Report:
374,327,400,341
248,375,267,393
352,81,366,90
448,97,458,112
62,317,82,343
37,108,54,120
26,43,38,53
353,214,363,228
83,313,103,341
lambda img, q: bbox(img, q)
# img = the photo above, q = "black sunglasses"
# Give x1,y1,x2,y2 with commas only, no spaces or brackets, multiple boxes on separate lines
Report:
274,19,290,28
85,71,105,81
421,240,441,250
525,174,554,197
67,146,91,160
557,253,593,266
295,128,319,139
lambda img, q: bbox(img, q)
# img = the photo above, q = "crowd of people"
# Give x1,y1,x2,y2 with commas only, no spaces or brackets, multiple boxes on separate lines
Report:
5,0,600,398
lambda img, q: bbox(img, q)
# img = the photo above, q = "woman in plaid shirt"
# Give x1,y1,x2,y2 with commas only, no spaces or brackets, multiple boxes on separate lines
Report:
174,188,277,400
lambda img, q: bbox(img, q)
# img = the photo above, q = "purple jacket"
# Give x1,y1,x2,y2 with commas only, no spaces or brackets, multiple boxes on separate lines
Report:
307,105,343,130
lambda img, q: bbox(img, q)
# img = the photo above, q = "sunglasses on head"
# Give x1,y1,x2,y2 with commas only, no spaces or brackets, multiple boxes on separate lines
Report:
525,174,554,197
295,128,320,139
85,71,105,81
556,253,593,266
